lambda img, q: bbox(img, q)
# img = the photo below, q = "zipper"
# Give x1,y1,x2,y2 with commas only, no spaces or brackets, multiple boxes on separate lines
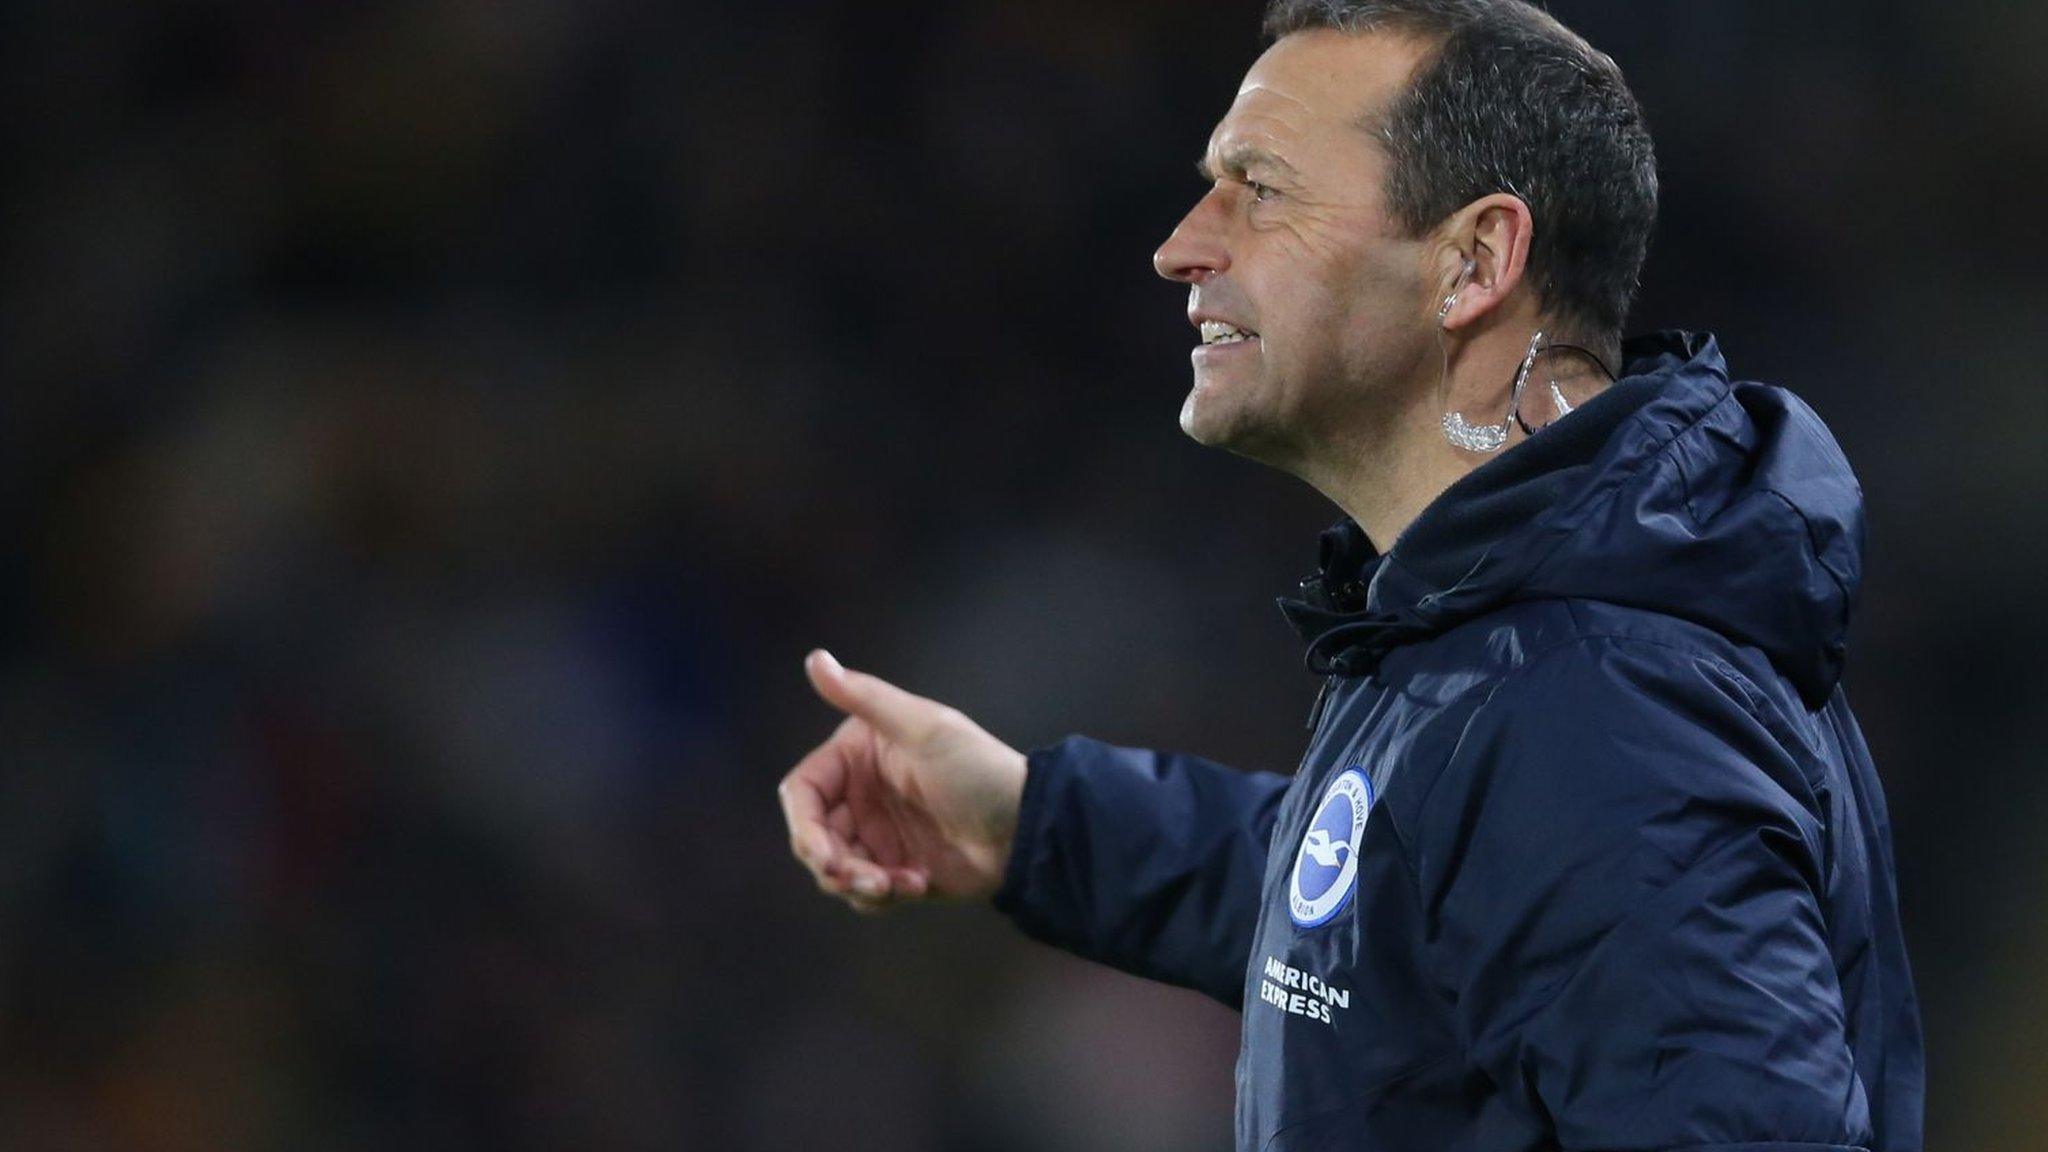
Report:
1304,674,1336,732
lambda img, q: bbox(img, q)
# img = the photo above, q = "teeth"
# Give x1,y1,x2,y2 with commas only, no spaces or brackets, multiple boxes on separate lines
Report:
1200,320,1258,345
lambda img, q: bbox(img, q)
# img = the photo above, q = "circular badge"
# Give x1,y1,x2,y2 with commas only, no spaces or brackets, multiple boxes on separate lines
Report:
1288,767,1374,928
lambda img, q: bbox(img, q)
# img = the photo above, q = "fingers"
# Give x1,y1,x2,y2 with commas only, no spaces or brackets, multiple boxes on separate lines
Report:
826,804,856,842
804,649,933,738
822,837,929,906
836,862,931,913
843,741,911,869
819,846,928,913
777,767,840,875
889,867,929,899
788,650,943,914
778,740,930,913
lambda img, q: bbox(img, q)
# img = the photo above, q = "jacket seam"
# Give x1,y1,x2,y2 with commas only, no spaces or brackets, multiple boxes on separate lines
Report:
1393,626,1795,965
1450,815,1821,1092
1387,379,1731,612
1757,485,1858,650
1390,628,1830,1068
1503,383,1739,600
1400,626,1755,846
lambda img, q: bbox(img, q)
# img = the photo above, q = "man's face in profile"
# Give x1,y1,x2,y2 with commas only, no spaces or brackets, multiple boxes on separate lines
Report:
1154,30,1438,468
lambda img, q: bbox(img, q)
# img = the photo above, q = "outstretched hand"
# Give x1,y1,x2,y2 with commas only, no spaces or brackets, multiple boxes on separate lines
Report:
778,650,1028,913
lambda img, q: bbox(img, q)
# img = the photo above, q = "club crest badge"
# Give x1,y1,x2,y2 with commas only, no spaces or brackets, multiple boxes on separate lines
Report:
1288,768,1374,928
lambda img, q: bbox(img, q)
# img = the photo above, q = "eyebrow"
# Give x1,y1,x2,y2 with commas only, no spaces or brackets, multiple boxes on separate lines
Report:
1195,145,1299,184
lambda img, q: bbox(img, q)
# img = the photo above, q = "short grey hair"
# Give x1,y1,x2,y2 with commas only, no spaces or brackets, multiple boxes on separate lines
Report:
1264,0,1658,344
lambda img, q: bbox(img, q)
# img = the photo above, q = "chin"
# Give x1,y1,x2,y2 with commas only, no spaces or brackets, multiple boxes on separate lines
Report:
1180,387,1279,459
1179,384,1233,445
1178,391,1211,441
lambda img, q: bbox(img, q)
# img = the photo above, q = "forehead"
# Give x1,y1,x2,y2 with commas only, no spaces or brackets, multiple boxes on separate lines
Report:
1208,29,1430,166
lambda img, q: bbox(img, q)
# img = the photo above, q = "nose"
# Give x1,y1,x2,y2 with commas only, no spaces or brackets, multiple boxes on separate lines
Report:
1153,190,1230,283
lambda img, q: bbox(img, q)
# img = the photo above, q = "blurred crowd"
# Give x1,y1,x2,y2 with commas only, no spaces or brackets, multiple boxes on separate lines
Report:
1,0,2044,1148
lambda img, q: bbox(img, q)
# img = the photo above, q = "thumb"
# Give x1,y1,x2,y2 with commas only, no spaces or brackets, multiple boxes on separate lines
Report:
804,649,930,736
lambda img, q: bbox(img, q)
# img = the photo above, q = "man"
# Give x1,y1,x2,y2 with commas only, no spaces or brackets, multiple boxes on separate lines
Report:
778,2,1924,1149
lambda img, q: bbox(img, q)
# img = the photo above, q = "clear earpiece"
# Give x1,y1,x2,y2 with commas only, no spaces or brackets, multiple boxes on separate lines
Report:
1442,329,1545,452
1437,257,1477,327
1549,383,1574,419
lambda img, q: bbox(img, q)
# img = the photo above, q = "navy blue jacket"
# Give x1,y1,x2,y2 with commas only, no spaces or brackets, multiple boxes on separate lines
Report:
994,333,1924,1151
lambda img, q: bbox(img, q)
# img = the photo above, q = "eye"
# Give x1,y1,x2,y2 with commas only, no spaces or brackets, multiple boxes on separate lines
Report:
1246,179,1278,203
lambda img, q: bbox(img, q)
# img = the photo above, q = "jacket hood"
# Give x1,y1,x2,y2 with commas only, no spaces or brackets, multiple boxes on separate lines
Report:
1279,331,1864,708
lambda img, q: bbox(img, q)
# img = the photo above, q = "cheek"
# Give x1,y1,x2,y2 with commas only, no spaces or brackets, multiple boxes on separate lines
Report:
1273,265,1382,359
1320,244,1421,350
1275,222,1402,320
1277,253,1428,391
1253,238,1346,336
1243,211,1425,372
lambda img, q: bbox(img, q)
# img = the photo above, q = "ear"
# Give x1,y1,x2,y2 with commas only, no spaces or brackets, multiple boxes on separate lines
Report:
1435,194,1534,332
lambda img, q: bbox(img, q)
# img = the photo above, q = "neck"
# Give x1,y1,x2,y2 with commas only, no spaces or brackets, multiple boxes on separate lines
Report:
1309,333,1614,553
1317,394,1467,554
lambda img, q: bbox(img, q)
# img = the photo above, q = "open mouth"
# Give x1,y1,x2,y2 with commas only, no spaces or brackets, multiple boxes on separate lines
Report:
1200,320,1260,346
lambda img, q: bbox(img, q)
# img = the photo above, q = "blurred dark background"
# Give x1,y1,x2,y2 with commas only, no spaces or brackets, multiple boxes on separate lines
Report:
1,0,2043,1148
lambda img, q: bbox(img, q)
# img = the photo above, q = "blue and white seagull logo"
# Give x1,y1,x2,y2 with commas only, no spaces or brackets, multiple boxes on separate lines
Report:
1289,768,1374,929
1300,828,1351,869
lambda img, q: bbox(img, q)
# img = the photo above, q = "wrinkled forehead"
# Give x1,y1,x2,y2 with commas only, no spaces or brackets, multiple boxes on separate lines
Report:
1208,29,1430,164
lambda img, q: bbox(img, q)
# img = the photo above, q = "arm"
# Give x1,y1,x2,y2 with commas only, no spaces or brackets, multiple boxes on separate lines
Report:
777,652,1286,1006
1412,637,1870,1151
994,736,1290,1007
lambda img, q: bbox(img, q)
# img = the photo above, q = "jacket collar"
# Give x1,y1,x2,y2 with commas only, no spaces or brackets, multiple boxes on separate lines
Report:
1278,330,1725,677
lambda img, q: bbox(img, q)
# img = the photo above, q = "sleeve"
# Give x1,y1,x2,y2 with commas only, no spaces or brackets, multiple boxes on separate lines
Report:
1411,638,1872,1151
992,735,1291,1008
